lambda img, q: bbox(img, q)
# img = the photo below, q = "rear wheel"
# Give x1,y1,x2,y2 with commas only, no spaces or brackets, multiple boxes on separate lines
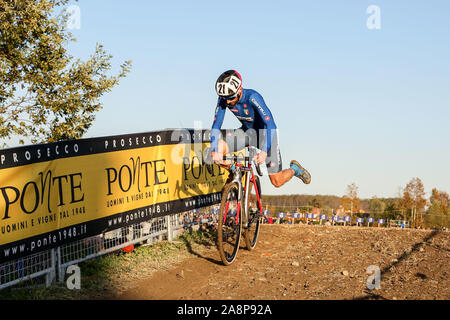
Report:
217,182,242,266
244,175,262,250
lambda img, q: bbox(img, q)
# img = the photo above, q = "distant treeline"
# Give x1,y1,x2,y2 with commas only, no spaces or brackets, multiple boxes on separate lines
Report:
259,193,448,228
261,194,400,213
262,194,341,211
259,178,449,229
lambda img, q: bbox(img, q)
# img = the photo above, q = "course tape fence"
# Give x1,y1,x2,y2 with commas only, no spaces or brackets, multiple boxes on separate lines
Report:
0,208,219,290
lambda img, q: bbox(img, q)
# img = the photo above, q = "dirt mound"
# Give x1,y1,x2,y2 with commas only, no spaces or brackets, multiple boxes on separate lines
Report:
117,224,449,300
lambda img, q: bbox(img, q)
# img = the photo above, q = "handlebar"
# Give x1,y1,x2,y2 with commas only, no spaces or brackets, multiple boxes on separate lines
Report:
223,155,249,162
222,154,263,177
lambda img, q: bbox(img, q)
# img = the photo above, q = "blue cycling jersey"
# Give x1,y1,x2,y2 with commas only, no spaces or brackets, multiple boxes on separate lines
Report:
211,88,277,153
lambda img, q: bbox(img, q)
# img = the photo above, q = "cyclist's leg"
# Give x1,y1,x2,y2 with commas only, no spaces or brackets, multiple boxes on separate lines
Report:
269,171,294,188
261,130,310,187
261,131,294,188
268,154,311,187
266,144,293,188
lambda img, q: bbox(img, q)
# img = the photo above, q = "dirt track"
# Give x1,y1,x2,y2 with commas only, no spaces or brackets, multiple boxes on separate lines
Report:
116,224,449,300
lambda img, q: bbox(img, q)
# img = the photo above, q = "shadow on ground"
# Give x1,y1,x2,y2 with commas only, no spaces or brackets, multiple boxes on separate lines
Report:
353,229,441,300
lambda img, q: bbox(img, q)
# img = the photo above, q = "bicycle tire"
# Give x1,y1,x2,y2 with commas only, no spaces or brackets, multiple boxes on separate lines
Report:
217,182,243,266
244,175,261,251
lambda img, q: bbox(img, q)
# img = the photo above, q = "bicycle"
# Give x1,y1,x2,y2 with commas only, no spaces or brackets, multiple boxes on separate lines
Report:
216,146,263,266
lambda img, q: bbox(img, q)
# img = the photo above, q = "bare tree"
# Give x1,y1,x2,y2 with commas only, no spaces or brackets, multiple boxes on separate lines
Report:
401,178,427,227
346,183,359,217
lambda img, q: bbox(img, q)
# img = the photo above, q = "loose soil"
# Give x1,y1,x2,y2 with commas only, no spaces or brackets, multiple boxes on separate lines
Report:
115,224,449,300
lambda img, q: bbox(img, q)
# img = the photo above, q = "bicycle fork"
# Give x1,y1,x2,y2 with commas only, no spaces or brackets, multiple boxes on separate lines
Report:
223,169,248,227
223,173,243,226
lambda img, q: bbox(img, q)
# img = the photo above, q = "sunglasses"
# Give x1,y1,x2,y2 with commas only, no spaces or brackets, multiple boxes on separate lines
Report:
221,91,240,102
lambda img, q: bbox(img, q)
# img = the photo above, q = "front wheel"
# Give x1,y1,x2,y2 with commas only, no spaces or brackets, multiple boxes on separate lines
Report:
244,175,262,251
217,182,242,266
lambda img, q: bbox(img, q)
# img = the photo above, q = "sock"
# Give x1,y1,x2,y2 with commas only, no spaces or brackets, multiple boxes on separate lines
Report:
290,163,302,176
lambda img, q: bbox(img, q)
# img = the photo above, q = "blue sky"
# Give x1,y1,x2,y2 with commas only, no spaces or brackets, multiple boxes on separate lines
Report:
63,0,449,199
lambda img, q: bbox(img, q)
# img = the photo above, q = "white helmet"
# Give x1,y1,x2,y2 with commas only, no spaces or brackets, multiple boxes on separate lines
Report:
215,70,242,99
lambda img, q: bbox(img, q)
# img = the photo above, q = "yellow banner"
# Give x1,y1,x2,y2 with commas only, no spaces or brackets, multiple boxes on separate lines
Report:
0,130,228,262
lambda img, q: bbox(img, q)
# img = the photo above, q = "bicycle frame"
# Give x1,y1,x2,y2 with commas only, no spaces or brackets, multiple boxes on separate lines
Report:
225,147,263,227
217,146,263,265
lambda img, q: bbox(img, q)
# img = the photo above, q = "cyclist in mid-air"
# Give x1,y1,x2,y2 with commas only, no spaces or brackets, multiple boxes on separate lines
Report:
210,70,311,188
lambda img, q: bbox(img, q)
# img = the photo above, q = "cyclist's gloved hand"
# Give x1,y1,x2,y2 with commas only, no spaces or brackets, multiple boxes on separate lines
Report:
254,151,267,165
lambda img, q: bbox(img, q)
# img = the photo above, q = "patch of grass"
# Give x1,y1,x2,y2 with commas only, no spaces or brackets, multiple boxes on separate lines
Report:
0,228,216,300
179,227,216,247
0,282,52,300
